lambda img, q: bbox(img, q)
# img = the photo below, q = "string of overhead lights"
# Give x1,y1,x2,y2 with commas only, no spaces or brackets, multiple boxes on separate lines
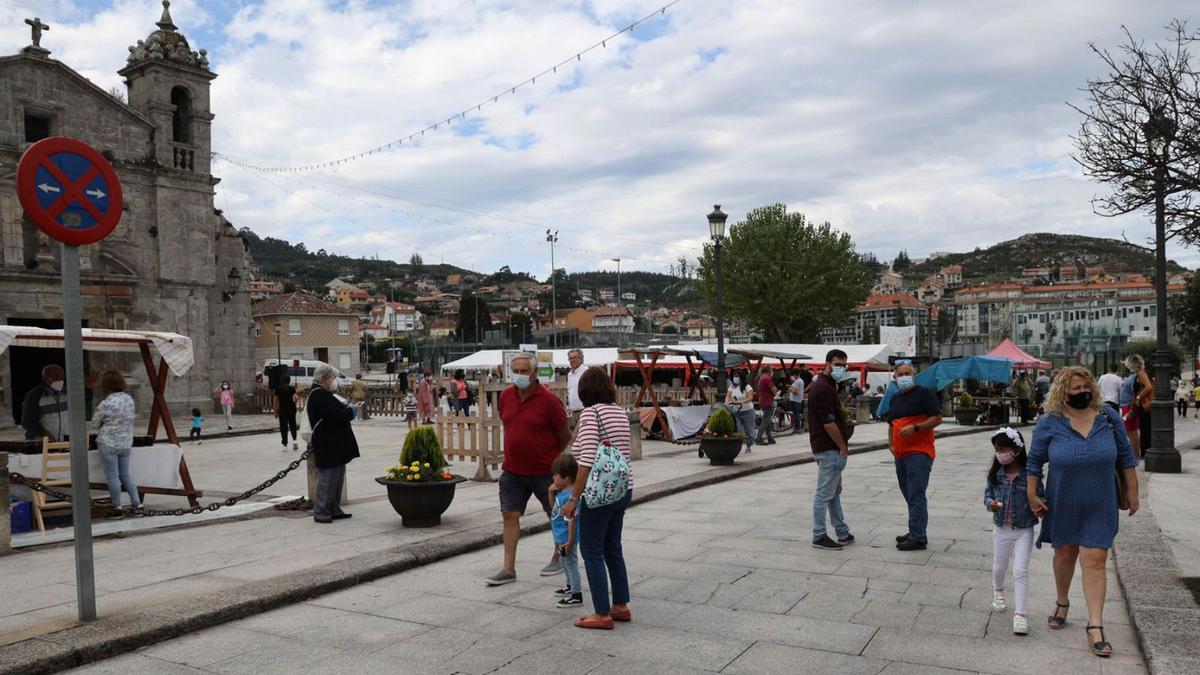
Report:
211,0,684,174
219,158,675,268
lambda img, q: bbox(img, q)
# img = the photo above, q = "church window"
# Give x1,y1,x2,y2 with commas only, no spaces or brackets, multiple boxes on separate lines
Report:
24,113,51,142
171,86,193,144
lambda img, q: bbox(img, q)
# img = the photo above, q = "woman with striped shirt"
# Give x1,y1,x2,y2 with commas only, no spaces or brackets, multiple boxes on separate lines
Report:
562,366,633,630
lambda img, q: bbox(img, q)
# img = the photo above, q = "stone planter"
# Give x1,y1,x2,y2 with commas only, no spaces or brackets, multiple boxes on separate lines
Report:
376,475,466,527
955,408,979,426
699,436,743,466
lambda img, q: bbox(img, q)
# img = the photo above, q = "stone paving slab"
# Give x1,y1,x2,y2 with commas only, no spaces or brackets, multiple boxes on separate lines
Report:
55,428,1152,675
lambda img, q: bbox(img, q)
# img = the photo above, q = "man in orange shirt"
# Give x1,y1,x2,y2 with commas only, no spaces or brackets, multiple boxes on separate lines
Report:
882,361,943,551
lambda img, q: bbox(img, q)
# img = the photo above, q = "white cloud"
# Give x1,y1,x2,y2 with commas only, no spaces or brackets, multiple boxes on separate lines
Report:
9,0,1198,276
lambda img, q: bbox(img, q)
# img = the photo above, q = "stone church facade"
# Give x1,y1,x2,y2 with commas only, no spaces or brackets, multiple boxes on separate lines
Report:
0,2,254,428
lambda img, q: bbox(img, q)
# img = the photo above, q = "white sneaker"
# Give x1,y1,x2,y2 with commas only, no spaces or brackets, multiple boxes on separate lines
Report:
1013,614,1028,635
992,590,1007,611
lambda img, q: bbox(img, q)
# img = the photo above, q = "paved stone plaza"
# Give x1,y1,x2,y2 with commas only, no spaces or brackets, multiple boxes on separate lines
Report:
62,427,1183,675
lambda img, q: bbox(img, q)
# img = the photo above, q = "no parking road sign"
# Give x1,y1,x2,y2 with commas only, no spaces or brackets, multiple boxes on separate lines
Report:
16,136,123,245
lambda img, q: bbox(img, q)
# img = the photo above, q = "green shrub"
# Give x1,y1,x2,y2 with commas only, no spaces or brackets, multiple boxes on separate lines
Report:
958,392,975,409
706,408,737,436
400,427,448,471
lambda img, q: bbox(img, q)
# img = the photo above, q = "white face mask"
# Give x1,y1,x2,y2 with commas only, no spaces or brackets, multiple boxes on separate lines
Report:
513,374,532,389
49,380,64,392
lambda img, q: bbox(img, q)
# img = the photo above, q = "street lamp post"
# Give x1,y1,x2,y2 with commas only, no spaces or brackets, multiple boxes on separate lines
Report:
1144,111,1181,473
612,257,623,345
274,320,282,364
547,230,559,349
708,205,728,398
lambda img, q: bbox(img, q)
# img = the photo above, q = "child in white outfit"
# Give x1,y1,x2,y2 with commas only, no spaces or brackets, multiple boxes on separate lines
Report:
985,427,1041,636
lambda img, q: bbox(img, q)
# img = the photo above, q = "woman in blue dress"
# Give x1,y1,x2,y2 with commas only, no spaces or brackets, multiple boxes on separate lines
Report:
1027,366,1139,658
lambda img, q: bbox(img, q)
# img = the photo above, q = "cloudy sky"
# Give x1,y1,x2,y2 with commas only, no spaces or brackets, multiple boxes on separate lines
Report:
3,0,1197,276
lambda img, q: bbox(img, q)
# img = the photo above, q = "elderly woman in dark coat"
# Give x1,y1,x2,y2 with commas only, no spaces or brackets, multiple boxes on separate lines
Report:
307,363,361,523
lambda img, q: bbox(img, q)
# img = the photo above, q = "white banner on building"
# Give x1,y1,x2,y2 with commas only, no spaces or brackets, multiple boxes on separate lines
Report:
880,325,918,357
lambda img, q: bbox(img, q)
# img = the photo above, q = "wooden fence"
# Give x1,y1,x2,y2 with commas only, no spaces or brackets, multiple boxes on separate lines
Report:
253,378,651,482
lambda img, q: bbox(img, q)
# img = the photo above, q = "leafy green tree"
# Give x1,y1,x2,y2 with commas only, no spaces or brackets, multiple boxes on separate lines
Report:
456,293,493,343
892,250,912,271
1169,272,1200,353
409,252,424,269
1122,339,1187,378
695,204,872,342
539,269,579,311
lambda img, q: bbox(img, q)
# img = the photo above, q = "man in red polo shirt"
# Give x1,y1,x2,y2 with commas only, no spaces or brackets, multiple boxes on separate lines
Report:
755,365,778,446
485,353,570,586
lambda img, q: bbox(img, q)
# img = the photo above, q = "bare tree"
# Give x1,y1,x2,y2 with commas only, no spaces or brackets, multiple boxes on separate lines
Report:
1072,20,1200,246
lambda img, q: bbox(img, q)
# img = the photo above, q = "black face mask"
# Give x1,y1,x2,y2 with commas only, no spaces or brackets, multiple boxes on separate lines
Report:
1067,391,1093,410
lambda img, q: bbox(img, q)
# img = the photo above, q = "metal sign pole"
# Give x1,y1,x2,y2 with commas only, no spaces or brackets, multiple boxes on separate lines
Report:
62,243,97,621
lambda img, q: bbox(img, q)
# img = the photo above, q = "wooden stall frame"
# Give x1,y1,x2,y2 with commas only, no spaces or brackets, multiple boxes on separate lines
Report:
9,333,203,508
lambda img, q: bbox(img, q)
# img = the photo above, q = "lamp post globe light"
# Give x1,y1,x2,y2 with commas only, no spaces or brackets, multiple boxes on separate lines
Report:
708,205,728,398
1143,109,1181,473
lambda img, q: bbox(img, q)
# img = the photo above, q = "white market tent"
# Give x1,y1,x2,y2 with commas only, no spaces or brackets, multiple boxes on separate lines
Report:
441,343,894,373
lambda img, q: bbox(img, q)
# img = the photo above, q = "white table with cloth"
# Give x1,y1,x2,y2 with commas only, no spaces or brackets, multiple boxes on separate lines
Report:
660,404,714,439
8,444,184,500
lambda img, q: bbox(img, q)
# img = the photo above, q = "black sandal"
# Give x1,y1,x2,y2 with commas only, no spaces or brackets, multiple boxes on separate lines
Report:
1086,625,1112,657
1048,601,1069,629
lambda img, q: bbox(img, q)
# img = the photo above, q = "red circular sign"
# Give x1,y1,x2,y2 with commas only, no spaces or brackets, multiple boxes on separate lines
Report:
16,136,123,246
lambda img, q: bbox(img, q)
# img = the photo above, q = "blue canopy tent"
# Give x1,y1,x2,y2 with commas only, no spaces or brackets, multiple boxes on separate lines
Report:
877,356,1014,419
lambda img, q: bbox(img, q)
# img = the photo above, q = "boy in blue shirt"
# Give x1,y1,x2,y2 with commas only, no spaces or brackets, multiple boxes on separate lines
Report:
549,453,583,607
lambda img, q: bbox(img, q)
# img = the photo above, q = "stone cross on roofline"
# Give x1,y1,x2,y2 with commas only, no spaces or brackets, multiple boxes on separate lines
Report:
25,17,49,47
23,17,50,56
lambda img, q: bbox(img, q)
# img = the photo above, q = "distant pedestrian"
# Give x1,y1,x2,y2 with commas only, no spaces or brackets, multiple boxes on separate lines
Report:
807,349,854,551
985,427,1040,636
306,364,360,524
190,407,203,444
452,369,470,416
416,368,435,424
349,374,369,420
549,453,583,608
403,391,418,429
93,370,140,517
1175,379,1191,418
562,366,633,630
275,375,299,451
1194,380,1200,419
485,353,569,587
725,373,756,454
1120,355,1152,459
1028,367,1138,658
1097,364,1122,412
882,360,943,551
1015,372,1034,424
788,369,806,432
566,349,586,432
214,380,235,430
755,366,778,445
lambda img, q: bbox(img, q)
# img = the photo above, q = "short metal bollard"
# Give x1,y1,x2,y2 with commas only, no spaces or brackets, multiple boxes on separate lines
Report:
1,452,10,554
628,413,643,460
306,452,349,507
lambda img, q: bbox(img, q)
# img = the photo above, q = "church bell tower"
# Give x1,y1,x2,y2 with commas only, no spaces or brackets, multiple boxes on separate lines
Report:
118,1,216,176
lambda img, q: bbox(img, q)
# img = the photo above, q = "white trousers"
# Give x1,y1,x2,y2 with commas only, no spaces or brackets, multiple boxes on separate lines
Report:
992,524,1035,614
222,404,234,428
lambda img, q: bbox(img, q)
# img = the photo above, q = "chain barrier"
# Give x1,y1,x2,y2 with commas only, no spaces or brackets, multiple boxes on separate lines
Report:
7,448,313,518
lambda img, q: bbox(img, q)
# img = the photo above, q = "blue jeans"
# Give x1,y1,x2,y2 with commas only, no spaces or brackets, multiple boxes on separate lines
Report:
559,540,582,594
790,400,805,431
98,443,140,508
812,451,849,540
578,489,632,615
895,453,933,543
733,408,756,448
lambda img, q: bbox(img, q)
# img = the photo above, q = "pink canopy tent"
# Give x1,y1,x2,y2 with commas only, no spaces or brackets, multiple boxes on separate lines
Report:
987,339,1051,370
